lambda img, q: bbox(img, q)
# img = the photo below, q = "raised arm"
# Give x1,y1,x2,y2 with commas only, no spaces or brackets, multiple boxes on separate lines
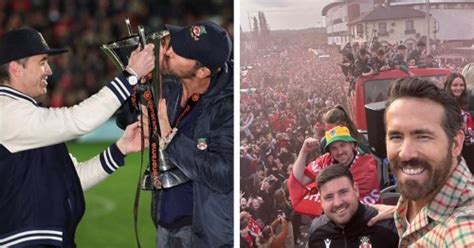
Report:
0,44,155,153
292,137,319,185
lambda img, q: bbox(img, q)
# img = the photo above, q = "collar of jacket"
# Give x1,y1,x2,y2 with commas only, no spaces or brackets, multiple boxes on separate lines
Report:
329,203,377,234
201,61,233,103
163,61,233,123
0,85,38,106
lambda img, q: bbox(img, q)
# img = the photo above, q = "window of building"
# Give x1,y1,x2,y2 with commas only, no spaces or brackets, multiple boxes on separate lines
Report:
332,18,343,25
405,20,415,34
378,22,388,36
357,24,363,37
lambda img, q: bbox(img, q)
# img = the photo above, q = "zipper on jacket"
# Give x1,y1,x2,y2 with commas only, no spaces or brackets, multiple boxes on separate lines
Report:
342,228,347,248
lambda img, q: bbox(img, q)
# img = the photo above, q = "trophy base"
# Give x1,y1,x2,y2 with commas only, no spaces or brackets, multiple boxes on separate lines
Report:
142,168,190,190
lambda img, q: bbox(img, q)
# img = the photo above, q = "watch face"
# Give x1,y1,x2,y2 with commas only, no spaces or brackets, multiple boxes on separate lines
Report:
128,75,138,85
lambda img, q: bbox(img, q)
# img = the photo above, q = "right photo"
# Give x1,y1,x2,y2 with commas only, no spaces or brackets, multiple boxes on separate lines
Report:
239,0,474,247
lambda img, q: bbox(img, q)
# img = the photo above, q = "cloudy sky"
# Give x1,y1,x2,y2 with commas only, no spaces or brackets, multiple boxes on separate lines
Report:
240,0,328,31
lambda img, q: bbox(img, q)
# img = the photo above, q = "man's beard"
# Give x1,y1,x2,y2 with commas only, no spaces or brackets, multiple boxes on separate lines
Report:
160,56,198,79
392,151,453,201
160,56,172,76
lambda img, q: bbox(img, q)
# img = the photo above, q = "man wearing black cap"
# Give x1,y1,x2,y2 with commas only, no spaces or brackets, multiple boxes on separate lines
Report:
0,27,154,247
150,20,233,247
390,44,412,75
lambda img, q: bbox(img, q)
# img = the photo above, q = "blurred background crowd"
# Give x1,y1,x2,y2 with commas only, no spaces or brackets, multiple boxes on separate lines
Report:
240,34,349,246
0,0,233,107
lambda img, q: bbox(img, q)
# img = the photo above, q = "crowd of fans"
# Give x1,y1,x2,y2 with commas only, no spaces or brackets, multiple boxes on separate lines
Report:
0,0,233,107
240,34,350,247
240,31,473,247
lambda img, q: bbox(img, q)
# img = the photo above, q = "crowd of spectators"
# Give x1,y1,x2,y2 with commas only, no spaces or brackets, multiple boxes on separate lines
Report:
240,30,473,246
0,0,233,107
240,33,349,247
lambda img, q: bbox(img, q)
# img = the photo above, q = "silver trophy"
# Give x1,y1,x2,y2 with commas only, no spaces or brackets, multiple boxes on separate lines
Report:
101,19,189,190
101,19,167,70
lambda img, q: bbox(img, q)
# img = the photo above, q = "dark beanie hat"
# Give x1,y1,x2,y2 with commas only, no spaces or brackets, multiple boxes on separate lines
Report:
165,20,232,73
0,27,67,65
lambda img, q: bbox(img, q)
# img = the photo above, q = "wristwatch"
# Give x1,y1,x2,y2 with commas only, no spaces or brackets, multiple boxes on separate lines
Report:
123,69,138,85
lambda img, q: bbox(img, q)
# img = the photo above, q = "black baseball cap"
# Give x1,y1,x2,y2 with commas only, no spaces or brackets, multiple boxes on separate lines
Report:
0,27,67,65
165,20,232,73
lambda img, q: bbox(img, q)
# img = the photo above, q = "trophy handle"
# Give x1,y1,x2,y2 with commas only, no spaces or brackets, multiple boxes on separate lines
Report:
100,35,139,70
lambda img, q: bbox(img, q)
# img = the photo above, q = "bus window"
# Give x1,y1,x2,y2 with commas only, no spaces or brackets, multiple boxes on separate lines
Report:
363,75,449,105
364,79,392,105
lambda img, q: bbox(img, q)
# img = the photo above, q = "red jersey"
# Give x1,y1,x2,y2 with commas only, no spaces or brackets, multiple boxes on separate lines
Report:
288,152,381,217
462,110,473,143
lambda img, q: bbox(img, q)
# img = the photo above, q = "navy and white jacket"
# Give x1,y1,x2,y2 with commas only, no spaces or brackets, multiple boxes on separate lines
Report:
0,73,132,247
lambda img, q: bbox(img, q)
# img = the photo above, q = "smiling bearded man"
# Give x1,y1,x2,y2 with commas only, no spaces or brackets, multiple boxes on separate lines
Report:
307,165,398,248
390,153,452,201
385,77,474,247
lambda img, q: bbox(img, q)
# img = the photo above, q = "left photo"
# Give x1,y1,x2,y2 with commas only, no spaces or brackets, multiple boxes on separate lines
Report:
0,1,234,247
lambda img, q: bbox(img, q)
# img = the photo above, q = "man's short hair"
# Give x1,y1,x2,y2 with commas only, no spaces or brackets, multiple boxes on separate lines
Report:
0,63,8,85
385,77,463,143
417,41,426,47
316,164,354,191
0,58,28,85
240,219,249,230
397,44,407,50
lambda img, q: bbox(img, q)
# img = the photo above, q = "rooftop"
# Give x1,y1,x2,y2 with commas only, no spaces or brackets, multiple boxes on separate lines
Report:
348,6,426,25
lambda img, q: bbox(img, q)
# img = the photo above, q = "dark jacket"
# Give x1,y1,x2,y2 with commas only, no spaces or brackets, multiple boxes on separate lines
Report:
152,61,234,247
368,56,389,74
408,50,423,65
307,204,398,248
0,143,84,248
390,53,410,74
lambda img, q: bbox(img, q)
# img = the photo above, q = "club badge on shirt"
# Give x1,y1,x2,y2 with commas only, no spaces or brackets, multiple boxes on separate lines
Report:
324,239,331,248
359,236,372,248
197,138,208,150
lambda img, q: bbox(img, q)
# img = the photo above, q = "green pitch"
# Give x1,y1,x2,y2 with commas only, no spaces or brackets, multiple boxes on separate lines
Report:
67,141,156,247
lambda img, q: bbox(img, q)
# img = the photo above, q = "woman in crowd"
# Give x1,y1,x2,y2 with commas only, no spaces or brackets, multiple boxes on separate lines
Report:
444,73,473,144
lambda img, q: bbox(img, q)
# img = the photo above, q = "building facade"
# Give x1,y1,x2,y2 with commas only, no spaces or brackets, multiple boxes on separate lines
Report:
322,0,474,48
322,0,374,46
347,6,433,50
390,0,474,42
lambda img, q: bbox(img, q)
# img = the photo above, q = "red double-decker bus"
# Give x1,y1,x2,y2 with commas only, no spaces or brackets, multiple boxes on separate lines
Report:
348,68,451,131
